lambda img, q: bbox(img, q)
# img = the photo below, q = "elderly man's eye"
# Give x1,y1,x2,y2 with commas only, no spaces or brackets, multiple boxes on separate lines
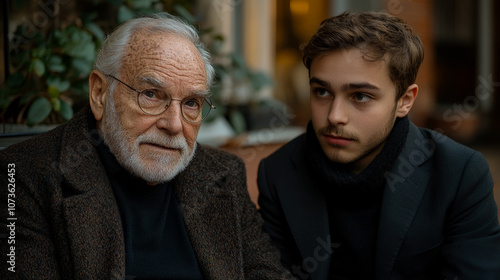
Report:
184,99,201,108
143,90,158,99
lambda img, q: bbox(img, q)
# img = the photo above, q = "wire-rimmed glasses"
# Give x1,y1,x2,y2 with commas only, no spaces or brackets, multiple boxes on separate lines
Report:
106,74,216,124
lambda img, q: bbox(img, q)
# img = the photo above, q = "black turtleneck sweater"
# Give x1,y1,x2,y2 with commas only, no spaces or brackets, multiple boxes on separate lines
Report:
89,116,203,280
306,117,410,279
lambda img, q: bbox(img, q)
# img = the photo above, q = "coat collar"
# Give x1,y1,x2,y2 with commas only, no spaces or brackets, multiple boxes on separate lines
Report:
285,136,331,280
375,122,434,279
58,107,125,279
172,145,243,279
58,107,241,279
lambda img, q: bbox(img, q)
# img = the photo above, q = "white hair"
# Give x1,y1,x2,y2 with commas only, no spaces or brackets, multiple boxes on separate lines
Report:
94,13,215,92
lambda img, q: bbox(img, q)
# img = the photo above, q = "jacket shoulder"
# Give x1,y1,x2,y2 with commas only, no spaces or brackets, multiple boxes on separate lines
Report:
264,133,306,165
0,124,65,166
416,126,482,161
180,144,247,188
195,144,245,170
0,107,90,165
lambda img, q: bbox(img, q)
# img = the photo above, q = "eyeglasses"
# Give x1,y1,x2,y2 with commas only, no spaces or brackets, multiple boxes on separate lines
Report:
105,74,216,124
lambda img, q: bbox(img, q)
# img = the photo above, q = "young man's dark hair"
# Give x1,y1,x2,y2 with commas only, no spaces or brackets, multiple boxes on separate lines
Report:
258,11,500,280
302,12,424,100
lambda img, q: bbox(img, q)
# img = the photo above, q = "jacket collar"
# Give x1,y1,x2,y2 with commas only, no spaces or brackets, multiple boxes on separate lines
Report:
375,122,434,279
286,136,331,280
172,145,243,279
58,107,241,279
58,107,126,279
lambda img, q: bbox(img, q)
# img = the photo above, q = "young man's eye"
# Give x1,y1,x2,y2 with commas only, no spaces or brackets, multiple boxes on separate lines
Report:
353,93,372,103
313,88,331,97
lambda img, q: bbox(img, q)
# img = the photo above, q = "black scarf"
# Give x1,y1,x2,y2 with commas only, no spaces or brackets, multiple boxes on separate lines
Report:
306,116,410,204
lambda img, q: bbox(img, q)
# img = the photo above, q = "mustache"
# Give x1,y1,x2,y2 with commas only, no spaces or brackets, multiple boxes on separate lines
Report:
136,132,188,150
317,125,358,141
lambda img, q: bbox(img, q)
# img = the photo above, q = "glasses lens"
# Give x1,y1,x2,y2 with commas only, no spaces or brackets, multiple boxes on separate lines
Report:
138,89,170,115
181,97,213,123
201,99,213,121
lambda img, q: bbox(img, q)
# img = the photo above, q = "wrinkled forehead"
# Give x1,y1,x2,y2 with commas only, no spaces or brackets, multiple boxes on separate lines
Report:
120,30,206,79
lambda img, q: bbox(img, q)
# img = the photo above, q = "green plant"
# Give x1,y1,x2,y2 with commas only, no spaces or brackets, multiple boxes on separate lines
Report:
1,1,106,126
2,0,272,132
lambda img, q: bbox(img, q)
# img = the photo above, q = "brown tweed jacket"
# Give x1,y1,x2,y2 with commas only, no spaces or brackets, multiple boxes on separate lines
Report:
0,107,292,280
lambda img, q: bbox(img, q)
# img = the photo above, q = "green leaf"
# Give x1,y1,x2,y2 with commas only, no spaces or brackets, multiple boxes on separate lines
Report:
31,46,47,59
250,72,273,91
32,59,45,77
60,99,74,121
27,97,52,126
72,58,93,77
85,22,105,40
58,80,71,92
174,5,196,24
210,39,224,54
229,110,247,135
51,97,61,112
231,52,247,68
48,56,65,73
130,0,155,9
48,85,60,99
62,28,96,61
49,63,65,73
47,77,70,92
118,6,135,23
48,55,62,64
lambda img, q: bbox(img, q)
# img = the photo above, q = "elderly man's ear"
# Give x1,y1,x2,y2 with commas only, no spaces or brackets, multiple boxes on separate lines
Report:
88,70,109,121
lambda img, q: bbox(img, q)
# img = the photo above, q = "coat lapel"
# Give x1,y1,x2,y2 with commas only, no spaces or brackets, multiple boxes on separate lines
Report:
173,146,243,279
58,109,125,280
375,124,434,279
280,140,331,280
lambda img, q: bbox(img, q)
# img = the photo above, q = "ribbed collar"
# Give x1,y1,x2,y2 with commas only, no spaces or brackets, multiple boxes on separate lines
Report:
306,116,409,205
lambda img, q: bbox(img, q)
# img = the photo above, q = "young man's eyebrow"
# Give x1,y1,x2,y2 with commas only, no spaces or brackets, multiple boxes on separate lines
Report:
309,77,330,87
341,82,380,91
310,77,380,92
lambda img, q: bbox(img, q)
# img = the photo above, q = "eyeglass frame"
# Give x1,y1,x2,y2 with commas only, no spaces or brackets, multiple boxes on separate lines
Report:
104,74,216,124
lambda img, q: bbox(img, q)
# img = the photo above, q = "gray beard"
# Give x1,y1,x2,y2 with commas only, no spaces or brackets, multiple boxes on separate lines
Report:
99,93,196,184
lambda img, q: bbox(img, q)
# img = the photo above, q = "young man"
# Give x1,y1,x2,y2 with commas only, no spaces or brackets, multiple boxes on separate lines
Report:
0,14,292,279
258,12,500,280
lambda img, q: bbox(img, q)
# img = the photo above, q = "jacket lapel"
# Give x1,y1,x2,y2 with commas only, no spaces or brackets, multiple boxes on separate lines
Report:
173,146,242,279
58,109,125,280
280,139,331,280
375,124,434,279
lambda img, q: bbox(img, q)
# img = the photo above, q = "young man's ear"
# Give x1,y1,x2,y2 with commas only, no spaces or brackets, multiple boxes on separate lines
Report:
88,70,109,121
396,84,418,118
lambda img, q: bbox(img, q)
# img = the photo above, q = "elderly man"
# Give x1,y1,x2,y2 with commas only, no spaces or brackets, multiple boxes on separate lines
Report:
0,14,291,279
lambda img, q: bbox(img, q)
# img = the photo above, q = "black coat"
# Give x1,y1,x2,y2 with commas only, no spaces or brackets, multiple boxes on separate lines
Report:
258,122,500,280
0,107,292,280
